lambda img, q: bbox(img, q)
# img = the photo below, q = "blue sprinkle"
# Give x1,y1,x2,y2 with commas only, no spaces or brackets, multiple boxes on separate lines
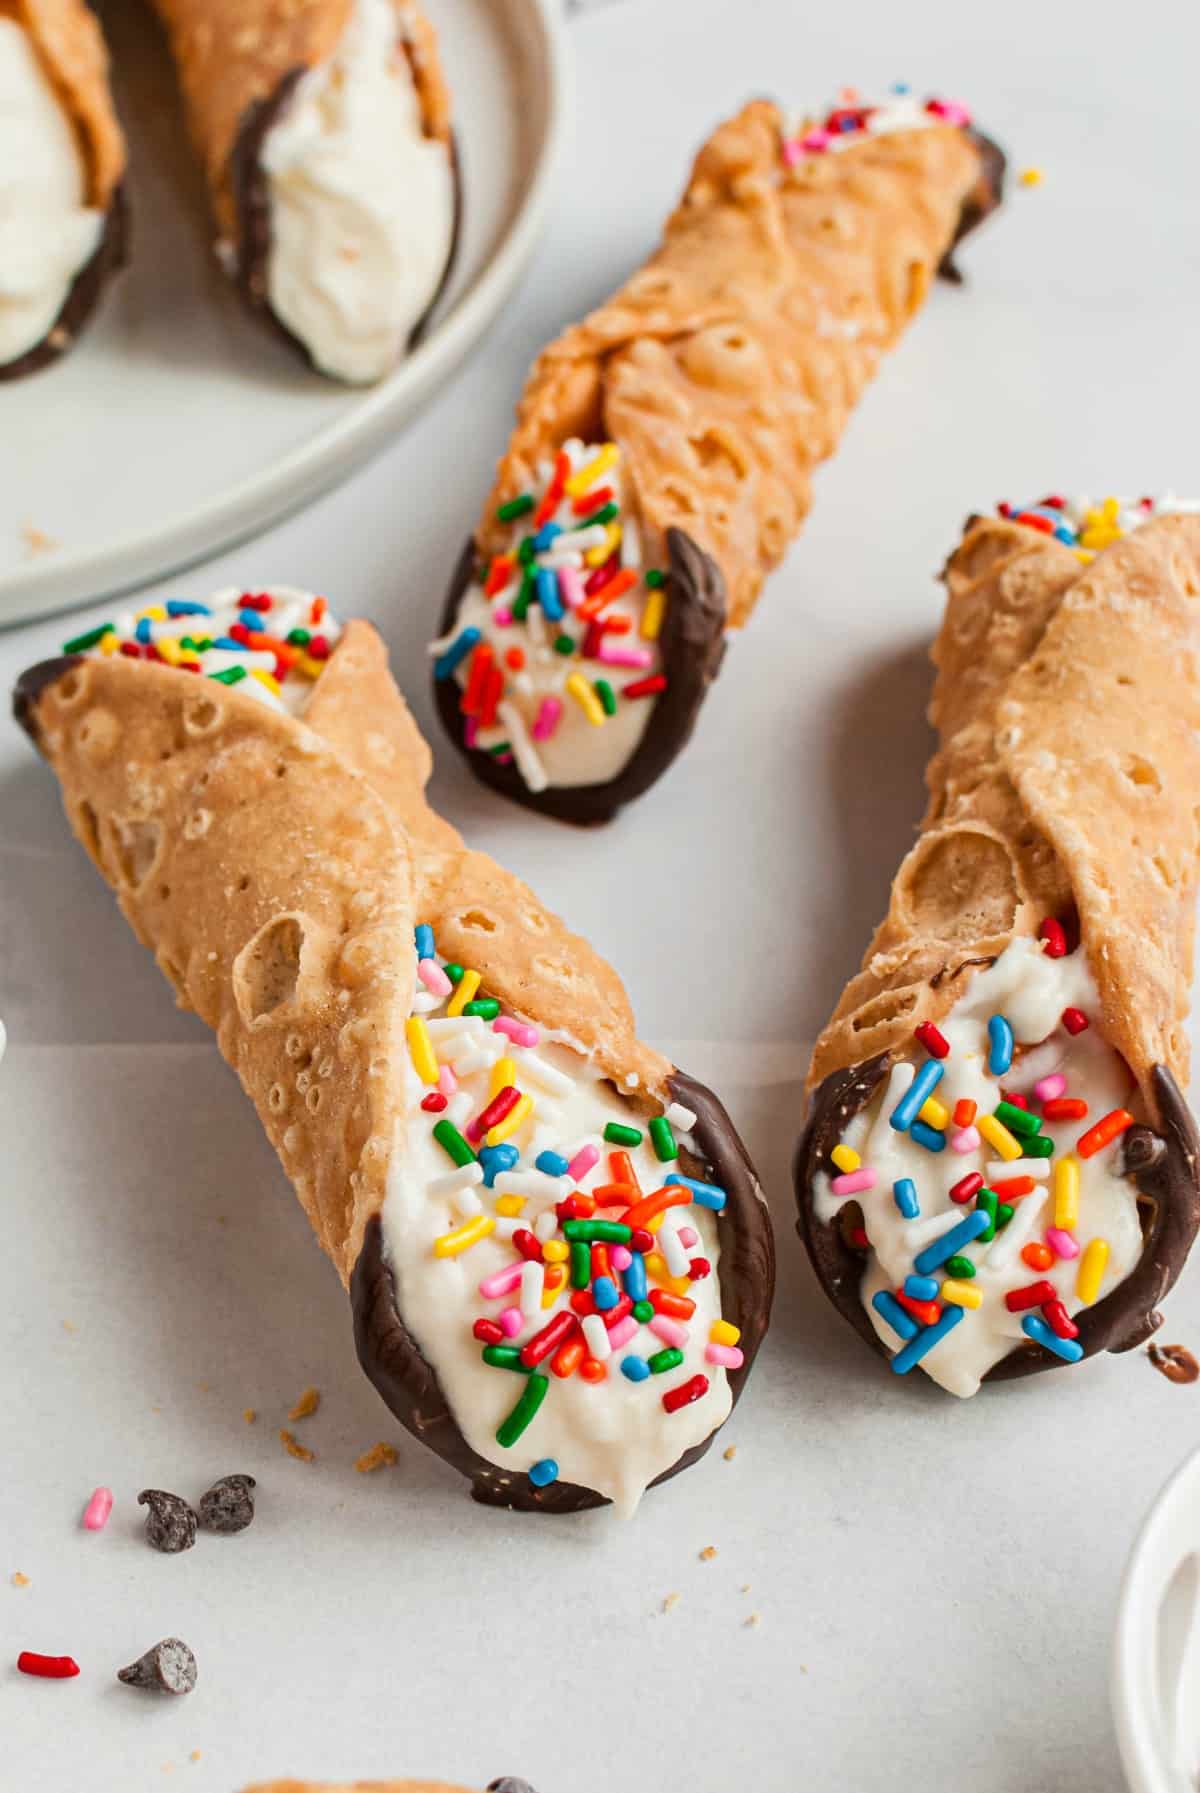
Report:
134,617,153,644
872,1290,918,1342
891,81,911,93
910,1120,947,1154
1021,1313,1084,1363
434,626,481,681
212,636,246,651
535,1150,570,1177
528,1457,559,1488
238,610,265,632
592,1275,619,1312
532,522,562,552
666,1172,727,1213
904,1275,939,1302
892,1178,920,1219
987,1014,1014,1077
621,1355,650,1383
891,1304,964,1374
622,1252,648,1303
166,600,211,617
913,1209,991,1275
479,1143,519,1188
414,924,435,960
536,567,564,621
889,1059,944,1133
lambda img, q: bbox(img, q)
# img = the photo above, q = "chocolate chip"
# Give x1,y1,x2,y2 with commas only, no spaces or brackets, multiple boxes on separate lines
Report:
487,1781,539,1793
137,1489,197,1553
117,1637,197,1694
1148,1342,1200,1385
198,1474,256,1534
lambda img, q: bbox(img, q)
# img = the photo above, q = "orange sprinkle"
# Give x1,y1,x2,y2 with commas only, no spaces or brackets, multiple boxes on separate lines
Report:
991,1175,1036,1200
504,645,525,671
485,555,515,597
953,1098,977,1128
622,1186,691,1231
1021,1243,1054,1271
311,596,327,623
1077,1108,1135,1159
579,1357,607,1382
609,1150,642,1194
578,567,638,620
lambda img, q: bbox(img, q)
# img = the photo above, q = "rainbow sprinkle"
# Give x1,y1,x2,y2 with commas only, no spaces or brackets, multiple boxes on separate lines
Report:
998,493,1200,560
781,87,971,165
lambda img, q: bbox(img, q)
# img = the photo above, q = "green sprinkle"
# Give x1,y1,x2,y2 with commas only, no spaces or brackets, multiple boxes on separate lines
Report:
645,568,666,589
632,1300,654,1323
496,1371,549,1447
996,1202,1015,1232
496,495,535,524
976,1188,998,1243
444,963,464,984
433,1119,476,1167
517,536,537,565
62,622,114,654
463,998,501,1020
648,1347,684,1375
1023,1134,1056,1158
487,743,512,759
595,678,617,717
585,502,618,528
512,570,535,621
286,627,311,646
994,1101,1041,1138
944,1255,976,1279
570,1242,592,1288
562,1219,633,1244
482,1345,529,1372
553,633,576,655
604,1122,643,1149
648,1116,678,1162
210,666,247,686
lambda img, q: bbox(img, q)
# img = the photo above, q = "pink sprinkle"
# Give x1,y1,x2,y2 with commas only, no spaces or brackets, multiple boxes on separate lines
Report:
82,1486,113,1532
597,644,654,669
494,1015,539,1048
568,1144,600,1182
800,127,831,152
418,959,452,997
649,1316,689,1349
927,97,971,127
705,1343,745,1370
437,1064,458,1098
465,718,479,749
492,606,513,627
610,1245,633,1272
831,1169,876,1196
782,137,803,167
951,1126,982,1155
499,1307,524,1338
1046,1227,1080,1260
678,1225,699,1249
531,697,563,742
479,1264,524,1300
606,1316,639,1351
558,565,585,611
1035,1073,1067,1103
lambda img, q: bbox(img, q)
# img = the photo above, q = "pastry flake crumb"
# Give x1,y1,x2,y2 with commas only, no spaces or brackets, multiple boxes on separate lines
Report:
740,1583,751,1593
11,1572,29,1588
723,1444,737,1461
279,1428,314,1462
661,1591,680,1614
744,1612,761,1629
22,520,59,556
699,1545,718,1562
243,1408,257,1424
61,1319,77,1334
189,1752,202,1764
288,1385,320,1421
355,1442,398,1473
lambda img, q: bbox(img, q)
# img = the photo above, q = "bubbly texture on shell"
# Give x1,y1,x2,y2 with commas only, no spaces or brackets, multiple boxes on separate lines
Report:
258,0,454,382
815,938,1146,1397
433,440,667,791
0,18,104,366
384,929,735,1515
67,586,343,715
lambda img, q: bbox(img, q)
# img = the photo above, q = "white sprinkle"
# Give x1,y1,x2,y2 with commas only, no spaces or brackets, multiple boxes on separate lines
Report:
497,700,549,793
664,1102,697,1132
426,1016,486,1038
520,1260,545,1320
534,1210,558,1242
427,1164,485,1198
411,990,440,1015
982,1185,1049,1273
659,1213,691,1279
582,1314,612,1360
452,1187,483,1218
446,1092,473,1127
494,1171,572,1201
986,1157,1051,1182
518,1053,573,1097
493,1217,520,1242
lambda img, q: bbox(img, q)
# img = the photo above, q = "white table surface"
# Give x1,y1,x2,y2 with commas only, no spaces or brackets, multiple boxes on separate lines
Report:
4,2,1200,1789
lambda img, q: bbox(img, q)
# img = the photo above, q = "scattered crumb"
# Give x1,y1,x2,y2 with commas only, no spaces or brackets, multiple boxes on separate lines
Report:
699,1545,718,1562
61,1320,77,1334
22,521,59,556
151,1405,162,1414
1019,166,1043,187
744,1612,761,1629
243,1408,257,1424
288,1386,320,1421
661,1591,681,1614
740,1583,751,1593
196,1382,210,1393
355,1442,398,1473
11,1572,29,1588
723,1445,737,1461
189,1752,202,1764
279,1428,314,1462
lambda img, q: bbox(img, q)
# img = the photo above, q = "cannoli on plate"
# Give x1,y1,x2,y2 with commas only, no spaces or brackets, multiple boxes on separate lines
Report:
795,496,1200,1395
15,589,773,1514
242,1782,533,1793
431,90,1005,821
148,0,458,383
1,0,127,379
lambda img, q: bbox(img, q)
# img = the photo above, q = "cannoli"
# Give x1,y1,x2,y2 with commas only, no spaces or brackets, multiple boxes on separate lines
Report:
0,0,127,379
795,497,1200,1395
15,588,772,1513
241,1783,515,1792
148,0,458,383
431,90,1005,822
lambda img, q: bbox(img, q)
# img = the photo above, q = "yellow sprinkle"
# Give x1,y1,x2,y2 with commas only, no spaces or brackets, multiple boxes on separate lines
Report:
1076,1237,1110,1306
645,1253,691,1296
495,1194,525,1218
710,1319,742,1346
288,1386,320,1421
136,604,167,622
640,587,666,641
831,1144,861,1174
564,442,618,497
941,1279,983,1310
279,1429,314,1463
1053,1154,1080,1230
541,1279,562,1309
723,1445,737,1462
487,1092,533,1146
490,1055,517,1099
98,631,119,655
1019,166,1043,187
155,636,183,666
447,968,481,1017
1072,549,1095,563
355,1441,398,1473
978,1114,1022,1161
566,673,606,725
434,1214,495,1258
586,522,622,567
252,668,282,698
542,1239,569,1263
918,1097,949,1131
406,1015,439,1085
243,1408,257,1424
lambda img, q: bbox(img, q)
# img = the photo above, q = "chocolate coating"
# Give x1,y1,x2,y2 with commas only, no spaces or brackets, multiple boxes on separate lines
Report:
795,1054,1200,1382
229,69,462,375
352,1068,774,1512
0,186,129,381
13,655,83,745
938,128,1007,284
433,526,728,825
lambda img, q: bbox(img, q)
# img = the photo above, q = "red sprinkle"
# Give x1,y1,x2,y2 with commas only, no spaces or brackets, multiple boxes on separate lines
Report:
590,1242,612,1282
1042,1298,1079,1340
484,555,515,598
17,1653,79,1680
1005,1280,1056,1313
1077,1108,1135,1159
1043,1097,1088,1122
572,484,615,517
240,592,272,612
915,1021,950,1059
583,555,620,596
1062,1007,1089,1036
520,1311,577,1369
119,641,141,658
467,1084,520,1145
473,1318,504,1345
662,1373,709,1414
687,1257,712,1282
570,1290,596,1317
896,1290,941,1328
420,1092,448,1112
1015,511,1055,534
1021,1243,1054,1271
512,1228,543,1263
1001,1090,1030,1111
623,676,668,699
504,646,525,671
949,1172,985,1206
1039,917,1068,958
849,1226,869,1249
603,1294,634,1331
551,1335,585,1378
307,635,331,661
557,1194,595,1222
310,596,327,623
629,1227,655,1255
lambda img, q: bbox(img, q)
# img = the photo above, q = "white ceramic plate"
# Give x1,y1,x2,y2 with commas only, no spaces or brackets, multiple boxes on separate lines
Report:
0,0,566,626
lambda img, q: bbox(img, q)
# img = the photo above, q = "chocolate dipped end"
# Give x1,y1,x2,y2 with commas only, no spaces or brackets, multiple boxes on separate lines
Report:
230,70,462,374
795,1055,1200,1382
0,185,129,381
433,527,728,826
938,128,1007,285
12,654,85,747
351,1067,773,1512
